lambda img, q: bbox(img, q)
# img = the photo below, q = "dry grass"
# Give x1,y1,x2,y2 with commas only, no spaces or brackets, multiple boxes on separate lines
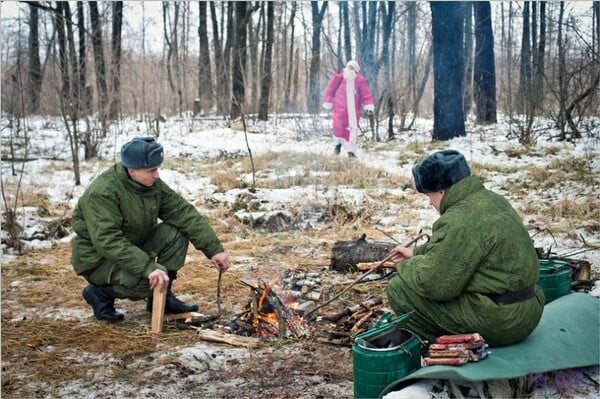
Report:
2,140,597,398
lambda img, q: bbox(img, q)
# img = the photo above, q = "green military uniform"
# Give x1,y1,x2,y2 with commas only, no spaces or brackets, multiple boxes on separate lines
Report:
71,164,224,300
387,176,545,347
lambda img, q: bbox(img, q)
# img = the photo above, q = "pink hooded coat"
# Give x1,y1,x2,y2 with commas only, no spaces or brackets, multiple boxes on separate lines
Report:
322,62,374,153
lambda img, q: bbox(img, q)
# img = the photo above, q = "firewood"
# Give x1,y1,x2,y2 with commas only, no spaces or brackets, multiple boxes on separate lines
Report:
321,298,383,322
356,262,396,271
350,310,374,334
151,287,167,333
189,326,262,348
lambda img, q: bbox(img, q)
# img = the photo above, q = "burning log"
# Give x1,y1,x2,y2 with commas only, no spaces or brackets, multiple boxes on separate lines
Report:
231,280,312,339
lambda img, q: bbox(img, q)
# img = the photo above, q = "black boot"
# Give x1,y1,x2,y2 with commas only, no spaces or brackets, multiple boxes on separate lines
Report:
334,143,342,155
82,284,124,321
147,273,198,314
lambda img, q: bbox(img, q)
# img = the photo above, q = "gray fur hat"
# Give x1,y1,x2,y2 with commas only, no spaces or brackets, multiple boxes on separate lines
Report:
120,137,164,169
412,149,471,193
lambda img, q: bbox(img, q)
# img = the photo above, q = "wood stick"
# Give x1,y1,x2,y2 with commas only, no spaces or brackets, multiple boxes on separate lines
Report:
217,269,223,315
193,327,262,348
351,310,374,334
151,286,167,333
306,234,427,317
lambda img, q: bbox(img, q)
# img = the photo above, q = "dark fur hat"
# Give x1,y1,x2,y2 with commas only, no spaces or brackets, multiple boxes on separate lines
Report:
412,149,471,193
120,137,164,169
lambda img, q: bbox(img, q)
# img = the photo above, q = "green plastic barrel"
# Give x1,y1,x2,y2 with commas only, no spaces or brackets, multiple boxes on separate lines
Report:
538,259,571,303
352,313,421,399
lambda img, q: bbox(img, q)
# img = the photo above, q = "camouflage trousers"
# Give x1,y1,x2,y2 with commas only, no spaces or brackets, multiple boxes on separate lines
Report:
82,223,188,300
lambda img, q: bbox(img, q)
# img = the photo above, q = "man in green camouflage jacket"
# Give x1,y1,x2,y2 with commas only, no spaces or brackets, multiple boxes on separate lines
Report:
71,136,230,321
387,149,544,347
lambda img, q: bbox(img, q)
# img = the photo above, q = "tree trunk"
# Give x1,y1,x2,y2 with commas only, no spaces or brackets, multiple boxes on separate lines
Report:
307,1,328,114
341,2,351,65
430,2,466,141
89,1,108,127
517,2,532,112
109,1,123,120
258,1,274,120
28,3,41,114
473,1,497,124
533,2,546,112
462,2,473,118
284,1,297,111
231,1,249,119
76,2,87,116
198,1,213,114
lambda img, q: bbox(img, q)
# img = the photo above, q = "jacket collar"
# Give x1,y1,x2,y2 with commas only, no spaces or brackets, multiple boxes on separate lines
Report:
440,175,484,214
115,163,158,194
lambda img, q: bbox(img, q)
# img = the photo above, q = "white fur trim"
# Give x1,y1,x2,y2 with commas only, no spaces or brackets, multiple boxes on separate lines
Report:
322,102,332,110
347,60,360,72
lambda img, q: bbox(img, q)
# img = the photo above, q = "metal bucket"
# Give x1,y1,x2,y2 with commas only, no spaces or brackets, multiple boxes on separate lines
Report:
352,313,421,399
538,259,571,303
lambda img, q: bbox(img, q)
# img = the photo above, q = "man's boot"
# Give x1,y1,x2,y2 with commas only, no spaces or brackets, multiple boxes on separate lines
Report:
147,272,198,314
82,284,124,321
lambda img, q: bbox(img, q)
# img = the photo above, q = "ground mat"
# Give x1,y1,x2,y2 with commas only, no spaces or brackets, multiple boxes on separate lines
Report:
381,292,600,396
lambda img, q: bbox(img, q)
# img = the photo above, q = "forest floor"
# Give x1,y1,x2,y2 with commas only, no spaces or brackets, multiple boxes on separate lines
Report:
1,115,599,398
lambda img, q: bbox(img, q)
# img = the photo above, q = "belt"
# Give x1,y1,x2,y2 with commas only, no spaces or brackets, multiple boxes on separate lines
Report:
487,285,537,305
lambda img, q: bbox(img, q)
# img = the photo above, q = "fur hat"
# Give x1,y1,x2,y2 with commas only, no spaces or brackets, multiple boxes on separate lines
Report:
347,60,360,72
412,149,471,193
120,137,164,169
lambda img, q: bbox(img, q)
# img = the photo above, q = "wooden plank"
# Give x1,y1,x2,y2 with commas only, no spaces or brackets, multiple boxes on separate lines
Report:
151,287,167,333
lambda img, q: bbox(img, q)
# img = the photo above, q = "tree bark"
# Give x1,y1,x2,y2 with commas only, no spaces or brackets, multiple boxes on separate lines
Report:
258,1,274,120
89,1,108,125
307,1,328,114
430,2,465,140
28,2,42,114
109,1,123,120
198,1,213,114
473,1,497,124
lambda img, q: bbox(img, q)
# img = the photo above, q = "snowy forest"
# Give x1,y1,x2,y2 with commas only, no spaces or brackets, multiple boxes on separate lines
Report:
1,2,599,399
1,2,598,141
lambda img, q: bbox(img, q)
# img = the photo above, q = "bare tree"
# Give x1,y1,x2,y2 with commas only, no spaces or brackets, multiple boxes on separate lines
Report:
27,2,42,114
197,1,213,114
430,2,466,140
307,1,328,114
89,1,108,129
473,1,497,124
109,1,123,120
258,1,274,120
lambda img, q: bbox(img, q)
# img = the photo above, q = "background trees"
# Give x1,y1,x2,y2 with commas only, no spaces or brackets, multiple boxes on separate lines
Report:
1,1,597,143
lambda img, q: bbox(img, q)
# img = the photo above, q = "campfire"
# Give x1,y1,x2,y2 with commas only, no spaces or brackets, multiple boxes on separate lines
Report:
230,279,313,338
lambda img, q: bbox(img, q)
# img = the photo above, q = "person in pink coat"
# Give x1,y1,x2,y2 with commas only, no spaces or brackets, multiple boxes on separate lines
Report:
322,60,375,157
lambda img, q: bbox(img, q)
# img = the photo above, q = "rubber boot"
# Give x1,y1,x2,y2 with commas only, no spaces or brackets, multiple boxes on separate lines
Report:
334,143,342,155
147,272,198,314
82,284,124,321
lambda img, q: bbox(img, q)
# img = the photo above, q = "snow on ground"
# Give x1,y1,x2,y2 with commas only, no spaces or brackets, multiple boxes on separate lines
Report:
1,112,599,398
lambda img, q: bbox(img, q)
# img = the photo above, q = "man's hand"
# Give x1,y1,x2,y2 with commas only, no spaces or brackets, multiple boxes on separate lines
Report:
211,252,230,272
390,245,413,263
148,269,169,292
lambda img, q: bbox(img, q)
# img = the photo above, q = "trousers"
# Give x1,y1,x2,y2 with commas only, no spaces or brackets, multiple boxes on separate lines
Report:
82,223,188,300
